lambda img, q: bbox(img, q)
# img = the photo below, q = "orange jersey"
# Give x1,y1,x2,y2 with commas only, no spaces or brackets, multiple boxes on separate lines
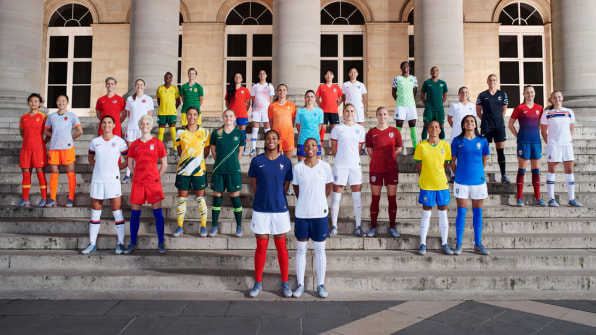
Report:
20,112,47,150
268,101,296,138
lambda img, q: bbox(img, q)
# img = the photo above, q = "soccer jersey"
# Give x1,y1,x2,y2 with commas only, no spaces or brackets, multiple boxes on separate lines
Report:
89,136,128,183
156,85,180,116
96,94,125,137
248,154,293,213
451,136,490,186
268,100,296,138
45,111,81,150
392,75,418,107
125,95,154,131
366,127,402,173
225,87,251,119
447,101,476,141
127,137,167,186
180,82,203,113
175,127,210,177
511,103,543,144
316,83,342,114
540,108,575,146
292,160,333,218
296,107,324,145
20,112,47,150
251,82,275,114
413,140,451,191
330,123,366,169
421,79,447,112
341,81,367,110
476,90,508,129
211,128,245,175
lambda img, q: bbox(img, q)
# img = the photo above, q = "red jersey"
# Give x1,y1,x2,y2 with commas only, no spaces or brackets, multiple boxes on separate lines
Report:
20,112,47,150
366,126,403,173
316,83,342,114
268,100,296,138
225,87,251,119
128,137,167,187
96,94,125,137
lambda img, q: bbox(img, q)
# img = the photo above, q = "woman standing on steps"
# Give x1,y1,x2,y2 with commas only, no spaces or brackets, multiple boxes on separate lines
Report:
247,130,293,298
447,86,476,181
180,67,204,127
450,115,490,255
268,84,296,159
295,90,324,162
249,69,274,155
210,109,245,238
225,72,251,155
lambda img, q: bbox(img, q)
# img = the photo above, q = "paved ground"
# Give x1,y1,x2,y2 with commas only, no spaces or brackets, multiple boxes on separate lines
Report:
0,299,594,334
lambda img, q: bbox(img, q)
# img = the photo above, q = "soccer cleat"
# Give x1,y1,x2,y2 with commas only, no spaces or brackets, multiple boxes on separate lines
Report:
516,198,524,207
200,226,207,237
367,228,377,237
317,285,328,298
16,199,30,208
281,281,292,298
45,199,57,208
123,244,137,254
568,199,583,207
501,175,511,183
249,148,257,156
208,226,218,237
354,227,366,237
81,243,96,255
115,243,124,255
418,244,427,256
292,284,304,298
548,199,559,207
173,226,183,237
329,226,338,237
442,243,454,255
158,242,166,254
453,243,463,255
534,198,547,207
242,149,250,156
66,199,74,208
249,282,262,298
121,176,131,184
36,199,47,207
474,244,490,255
389,228,400,238
235,225,243,237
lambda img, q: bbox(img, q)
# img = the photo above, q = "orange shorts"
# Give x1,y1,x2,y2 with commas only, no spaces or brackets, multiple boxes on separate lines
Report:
48,147,76,165
130,183,165,205
20,148,47,169
279,134,295,152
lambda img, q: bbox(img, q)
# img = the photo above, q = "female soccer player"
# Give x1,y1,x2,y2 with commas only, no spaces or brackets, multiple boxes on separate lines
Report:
296,90,324,162
173,107,210,238
247,130,293,298
156,72,181,150
268,84,296,159
96,77,126,138
342,67,368,155
447,86,476,181
17,93,49,207
316,69,343,144
123,79,154,184
180,67,204,127
413,121,452,255
225,73,251,154
82,115,128,255
291,137,333,298
329,104,366,237
124,115,168,254
210,109,245,237
43,95,83,207
508,85,546,207
366,107,403,237
450,115,490,255
250,69,274,155
540,91,582,207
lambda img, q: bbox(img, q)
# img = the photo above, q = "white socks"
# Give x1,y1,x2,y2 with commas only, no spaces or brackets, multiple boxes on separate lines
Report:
547,172,556,200
330,192,341,227
89,209,102,245
313,241,326,286
125,167,131,177
352,192,362,228
420,210,431,245
566,174,575,200
251,128,258,148
113,210,125,245
295,241,308,286
438,209,449,245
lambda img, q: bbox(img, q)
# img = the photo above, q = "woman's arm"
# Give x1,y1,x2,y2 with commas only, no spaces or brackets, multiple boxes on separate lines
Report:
158,156,168,177
508,117,518,138
72,125,83,140
250,177,257,194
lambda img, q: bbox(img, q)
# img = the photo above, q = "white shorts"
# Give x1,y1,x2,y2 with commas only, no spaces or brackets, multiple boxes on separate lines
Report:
453,182,488,200
354,105,365,123
546,144,574,162
251,211,291,235
394,106,418,121
251,110,269,123
333,166,363,186
90,181,122,200
125,128,141,142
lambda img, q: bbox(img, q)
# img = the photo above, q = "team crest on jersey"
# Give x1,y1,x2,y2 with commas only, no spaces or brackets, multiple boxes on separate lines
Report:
150,144,155,150
455,188,459,194
536,110,540,115
477,142,481,150
333,88,337,92
389,132,394,138
64,116,68,121
356,129,360,134
441,149,445,153
234,136,238,141
142,99,146,103
112,100,118,104
280,164,284,170
36,118,40,122
112,142,117,148
194,88,197,92
371,176,376,182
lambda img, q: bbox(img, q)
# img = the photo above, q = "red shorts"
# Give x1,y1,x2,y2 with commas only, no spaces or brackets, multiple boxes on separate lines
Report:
130,183,165,204
48,147,75,165
20,148,47,169
369,170,399,186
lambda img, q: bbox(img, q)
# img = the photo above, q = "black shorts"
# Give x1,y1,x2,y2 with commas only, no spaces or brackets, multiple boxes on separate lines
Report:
481,127,507,143
323,113,340,126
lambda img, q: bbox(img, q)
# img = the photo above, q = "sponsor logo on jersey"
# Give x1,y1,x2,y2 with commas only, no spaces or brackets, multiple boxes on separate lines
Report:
259,165,265,168
477,142,481,150
280,164,284,170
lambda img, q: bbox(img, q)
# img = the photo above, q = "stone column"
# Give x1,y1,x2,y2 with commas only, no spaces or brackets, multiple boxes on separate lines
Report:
551,0,596,109
272,0,320,101
413,0,465,102
128,0,179,96
0,0,43,114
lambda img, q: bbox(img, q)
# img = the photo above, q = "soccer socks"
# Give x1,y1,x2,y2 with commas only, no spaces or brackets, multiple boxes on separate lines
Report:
49,173,59,200
352,192,362,228
254,238,268,282
211,196,222,227
370,195,380,229
113,210,125,245
176,197,187,227
439,126,445,140
274,237,289,282
546,172,556,200
516,168,526,200
153,208,165,244
497,148,506,176
158,127,165,141
67,172,76,201
242,129,247,152
313,241,326,286
388,195,397,228
129,209,141,245
438,209,449,245
295,241,308,286
125,167,131,177
472,207,483,246
251,127,258,150
231,196,243,227
566,174,575,200
169,126,177,146
455,207,467,245
319,128,326,144
89,209,101,245
420,209,431,245
421,127,427,141
21,171,31,201
37,171,47,200
532,169,541,200
410,127,418,149
330,192,341,228
197,196,208,228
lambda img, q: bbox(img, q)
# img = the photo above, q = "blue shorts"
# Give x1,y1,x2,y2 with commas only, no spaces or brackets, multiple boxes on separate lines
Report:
294,217,329,242
517,142,542,160
418,189,451,207
236,118,248,126
296,144,322,156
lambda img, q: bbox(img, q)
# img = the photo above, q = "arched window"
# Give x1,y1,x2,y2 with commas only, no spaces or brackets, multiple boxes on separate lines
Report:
499,2,543,25
321,1,365,25
49,3,93,27
226,1,272,25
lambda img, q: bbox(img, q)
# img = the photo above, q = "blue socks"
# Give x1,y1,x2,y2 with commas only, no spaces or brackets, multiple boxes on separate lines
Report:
153,208,165,244
472,207,483,245
130,209,141,245
455,207,467,245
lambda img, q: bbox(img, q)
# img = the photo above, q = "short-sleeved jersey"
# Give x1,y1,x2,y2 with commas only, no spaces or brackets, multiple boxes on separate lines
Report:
180,82,204,113
45,111,81,150
296,107,324,145
366,127,403,173
89,135,128,183
268,100,296,138
476,90,508,129
447,101,476,141
392,75,418,107
127,137,167,187
20,112,47,150
413,140,451,191
96,94,125,137
316,83,342,114
292,160,333,218
175,127,210,177
421,79,448,112
251,82,275,114
540,108,575,146
211,128,245,175
156,85,180,116
511,103,543,144
330,123,366,169
451,136,490,186
125,95,154,131
225,87,251,119
248,154,293,213
341,81,367,109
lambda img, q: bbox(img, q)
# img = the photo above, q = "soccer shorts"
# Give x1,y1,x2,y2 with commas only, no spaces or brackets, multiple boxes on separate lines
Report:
323,113,340,125
294,217,329,242
250,210,291,235
418,189,451,207
280,134,295,152
125,129,141,142
90,181,122,200
423,109,445,124
354,105,365,123
370,170,399,186
296,144,321,156
546,144,574,163
517,142,542,160
130,183,165,204
453,182,488,200
211,173,242,193
48,147,75,165
333,166,363,186
157,115,177,125
180,112,188,127
394,106,417,121
236,118,249,126
251,110,269,123
175,174,207,191
19,148,47,169
481,127,507,143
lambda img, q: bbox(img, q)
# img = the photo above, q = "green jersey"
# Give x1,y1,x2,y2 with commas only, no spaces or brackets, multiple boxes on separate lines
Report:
211,128,245,175
392,75,418,107
180,82,204,113
421,78,448,112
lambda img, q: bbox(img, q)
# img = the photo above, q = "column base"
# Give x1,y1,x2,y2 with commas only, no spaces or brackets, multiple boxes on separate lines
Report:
0,91,31,116
559,94,596,110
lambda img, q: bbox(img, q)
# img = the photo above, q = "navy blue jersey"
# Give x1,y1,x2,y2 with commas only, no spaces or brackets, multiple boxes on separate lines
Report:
451,136,490,186
248,154,293,213
476,90,508,129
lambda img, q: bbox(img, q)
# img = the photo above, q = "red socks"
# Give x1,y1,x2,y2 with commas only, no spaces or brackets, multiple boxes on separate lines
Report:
370,195,380,228
254,238,269,282
22,172,31,201
516,171,525,200
319,128,326,145
532,172,541,200
37,171,47,200
388,195,397,228
274,238,289,282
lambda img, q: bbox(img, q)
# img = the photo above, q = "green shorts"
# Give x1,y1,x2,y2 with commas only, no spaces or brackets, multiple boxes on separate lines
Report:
157,114,177,125
211,174,242,193
423,109,445,124
175,174,207,191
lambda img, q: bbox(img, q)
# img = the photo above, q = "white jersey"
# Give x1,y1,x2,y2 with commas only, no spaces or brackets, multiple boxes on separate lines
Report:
330,123,366,169
251,82,275,114
540,107,575,146
89,135,128,183
125,94,154,131
342,81,367,111
448,101,476,142
292,160,333,218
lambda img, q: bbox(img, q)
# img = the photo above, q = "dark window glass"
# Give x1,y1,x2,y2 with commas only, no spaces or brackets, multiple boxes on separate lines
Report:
524,62,543,84
409,60,415,76
178,35,182,58
227,34,247,57
253,34,272,57
252,60,272,84
500,61,519,84
72,86,91,108
520,3,543,25
498,4,516,25
226,61,246,86
499,3,542,25
343,60,363,81
343,35,363,57
177,61,182,85
226,2,272,25
533,85,544,106
499,35,518,58
48,62,68,84
409,35,415,58
321,1,364,25
47,86,67,108
179,12,184,25
49,36,69,58
49,4,92,27
73,62,92,84
408,10,414,25
321,35,338,57
74,36,92,58
523,35,542,58
320,60,338,84
500,85,519,107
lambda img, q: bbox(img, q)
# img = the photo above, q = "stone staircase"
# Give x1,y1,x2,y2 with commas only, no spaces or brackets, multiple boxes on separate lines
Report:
0,111,594,299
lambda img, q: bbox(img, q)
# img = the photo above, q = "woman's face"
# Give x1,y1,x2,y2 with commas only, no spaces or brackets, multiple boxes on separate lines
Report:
265,131,279,151
304,138,318,158
524,87,535,103
277,85,288,99
164,73,173,85
305,92,316,106
56,96,68,110
463,116,476,131
258,70,267,82
28,96,41,111
135,80,145,94
188,70,197,81
376,108,388,124
458,88,469,102
348,68,358,81
139,118,152,135
101,117,115,133
234,73,243,85
187,109,199,126
223,110,236,126
427,121,441,137
343,105,356,121
551,92,564,106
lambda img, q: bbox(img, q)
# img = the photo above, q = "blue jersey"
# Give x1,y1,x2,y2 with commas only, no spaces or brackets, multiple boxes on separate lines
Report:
248,154,293,213
476,90,508,129
451,136,490,186
296,107,324,145
511,103,543,144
